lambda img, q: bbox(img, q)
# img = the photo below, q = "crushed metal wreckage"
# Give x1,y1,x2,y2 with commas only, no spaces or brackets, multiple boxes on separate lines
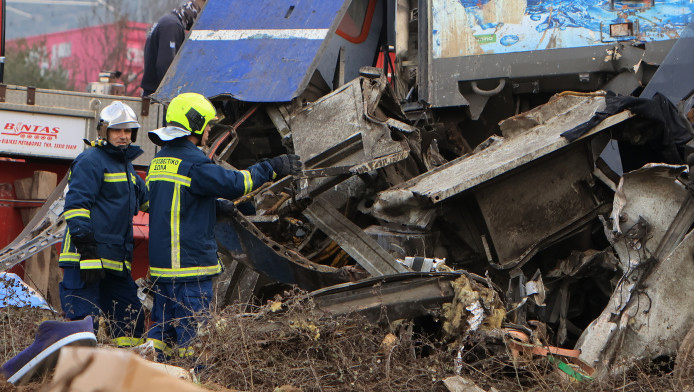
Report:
4,2,694,390
202,66,694,382
4,49,694,389
3,73,694,383
4,71,694,383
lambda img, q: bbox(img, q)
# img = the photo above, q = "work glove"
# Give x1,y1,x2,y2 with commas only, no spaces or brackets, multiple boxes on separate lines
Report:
216,198,238,216
268,154,302,177
73,235,105,285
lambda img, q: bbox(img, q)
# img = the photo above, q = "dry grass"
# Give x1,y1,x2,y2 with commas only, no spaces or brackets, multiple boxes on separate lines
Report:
170,290,451,391
0,289,683,392
0,306,58,392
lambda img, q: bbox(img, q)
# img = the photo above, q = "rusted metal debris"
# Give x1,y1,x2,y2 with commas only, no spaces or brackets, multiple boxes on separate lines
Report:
4,62,694,386
205,62,694,381
4,3,694,388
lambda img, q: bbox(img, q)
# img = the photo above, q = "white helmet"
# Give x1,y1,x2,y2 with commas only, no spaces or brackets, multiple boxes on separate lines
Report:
98,101,141,142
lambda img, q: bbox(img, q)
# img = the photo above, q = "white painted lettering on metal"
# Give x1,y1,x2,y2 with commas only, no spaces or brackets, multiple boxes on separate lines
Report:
190,29,330,41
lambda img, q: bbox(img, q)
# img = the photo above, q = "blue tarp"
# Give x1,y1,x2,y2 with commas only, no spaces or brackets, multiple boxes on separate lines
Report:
0,272,52,310
154,0,349,103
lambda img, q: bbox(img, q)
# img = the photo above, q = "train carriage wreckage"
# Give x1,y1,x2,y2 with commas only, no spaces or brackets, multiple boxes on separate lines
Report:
3,0,694,387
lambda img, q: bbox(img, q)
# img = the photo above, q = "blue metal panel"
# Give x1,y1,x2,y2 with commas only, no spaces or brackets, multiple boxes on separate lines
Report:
154,0,350,103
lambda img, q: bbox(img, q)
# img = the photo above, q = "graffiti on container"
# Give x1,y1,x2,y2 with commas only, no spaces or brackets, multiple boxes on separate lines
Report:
432,0,694,58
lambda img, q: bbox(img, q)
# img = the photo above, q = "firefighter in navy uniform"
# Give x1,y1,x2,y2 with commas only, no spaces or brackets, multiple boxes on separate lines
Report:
145,93,301,358
59,101,148,347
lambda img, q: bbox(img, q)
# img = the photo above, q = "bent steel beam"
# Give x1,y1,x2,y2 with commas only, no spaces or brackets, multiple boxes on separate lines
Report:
303,198,408,276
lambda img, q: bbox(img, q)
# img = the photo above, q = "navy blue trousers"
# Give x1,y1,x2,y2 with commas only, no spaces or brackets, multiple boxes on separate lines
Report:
59,267,145,343
147,279,212,350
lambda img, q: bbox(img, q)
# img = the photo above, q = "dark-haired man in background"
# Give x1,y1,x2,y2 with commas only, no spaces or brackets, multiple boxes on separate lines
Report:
141,0,206,97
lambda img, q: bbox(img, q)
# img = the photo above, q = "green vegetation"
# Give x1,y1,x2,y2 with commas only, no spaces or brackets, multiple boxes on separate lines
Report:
4,39,74,90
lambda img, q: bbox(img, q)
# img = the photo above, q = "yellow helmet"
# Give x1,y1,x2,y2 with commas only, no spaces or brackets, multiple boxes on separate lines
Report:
165,93,216,137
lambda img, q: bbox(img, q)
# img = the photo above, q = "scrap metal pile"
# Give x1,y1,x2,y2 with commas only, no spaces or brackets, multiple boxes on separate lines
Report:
3,68,694,388
203,63,694,384
1,11,694,388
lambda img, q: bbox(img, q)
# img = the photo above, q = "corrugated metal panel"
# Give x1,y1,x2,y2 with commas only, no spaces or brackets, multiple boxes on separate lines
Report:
154,0,350,103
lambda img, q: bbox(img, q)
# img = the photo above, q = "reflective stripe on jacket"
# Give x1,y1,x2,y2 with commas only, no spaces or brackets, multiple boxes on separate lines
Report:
146,137,275,282
59,143,148,274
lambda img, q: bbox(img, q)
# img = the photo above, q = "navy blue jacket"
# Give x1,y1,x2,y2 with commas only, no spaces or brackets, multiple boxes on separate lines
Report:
59,142,148,275
141,12,185,96
146,137,275,282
